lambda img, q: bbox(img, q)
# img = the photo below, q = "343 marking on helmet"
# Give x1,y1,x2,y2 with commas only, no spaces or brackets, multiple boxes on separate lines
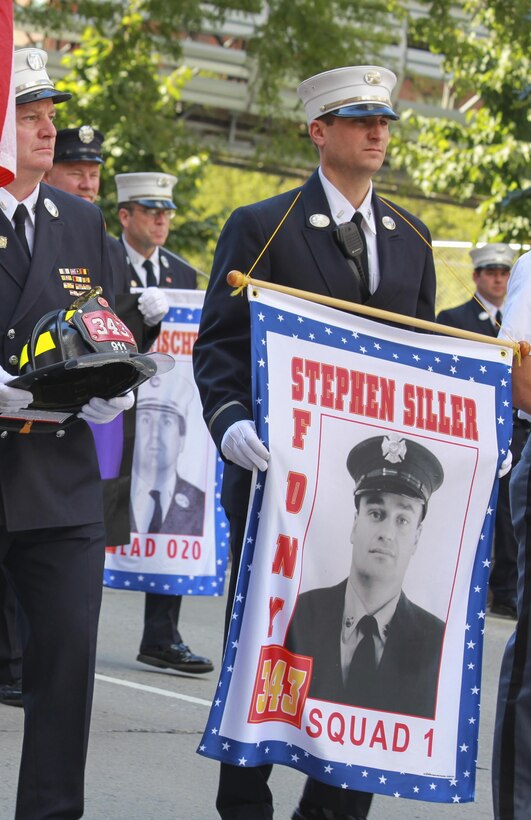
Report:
81,310,136,347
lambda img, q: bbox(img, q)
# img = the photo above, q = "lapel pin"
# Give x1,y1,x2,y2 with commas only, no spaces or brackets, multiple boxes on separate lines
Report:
0,237,7,248
478,312,490,321
130,279,138,288
309,213,330,228
44,198,59,217
382,216,396,230
160,255,169,268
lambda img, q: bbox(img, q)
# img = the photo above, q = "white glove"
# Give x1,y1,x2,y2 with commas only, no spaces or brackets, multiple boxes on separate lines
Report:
221,419,270,472
78,393,135,424
498,450,513,479
0,365,33,413
137,287,169,326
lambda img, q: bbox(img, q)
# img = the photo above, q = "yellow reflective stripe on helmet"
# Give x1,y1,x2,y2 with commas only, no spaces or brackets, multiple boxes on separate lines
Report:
34,331,56,357
19,343,29,369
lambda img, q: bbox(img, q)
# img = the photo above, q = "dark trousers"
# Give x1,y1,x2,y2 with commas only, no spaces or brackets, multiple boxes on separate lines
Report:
0,564,22,683
493,435,531,818
140,592,183,650
490,418,530,606
0,522,105,820
216,514,373,820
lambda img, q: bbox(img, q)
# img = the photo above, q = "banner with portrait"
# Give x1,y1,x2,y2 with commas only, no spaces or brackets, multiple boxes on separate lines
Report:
104,289,229,597
197,285,514,803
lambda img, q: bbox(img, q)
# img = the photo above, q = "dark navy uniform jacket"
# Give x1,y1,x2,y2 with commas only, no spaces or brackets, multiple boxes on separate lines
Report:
101,238,197,546
107,235,157,354
107,235,197,356
285,580,444,719
437,297,498,337
117,238,197,290
193,169,436,518
130,474,205,536
0,184,114,532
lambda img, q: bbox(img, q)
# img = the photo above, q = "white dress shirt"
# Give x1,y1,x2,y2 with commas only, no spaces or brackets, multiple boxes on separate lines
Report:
318,167,381,293
130,472,177,533
0,185,40,254
122,235,159,288
340,578,400,684
476,292,503,329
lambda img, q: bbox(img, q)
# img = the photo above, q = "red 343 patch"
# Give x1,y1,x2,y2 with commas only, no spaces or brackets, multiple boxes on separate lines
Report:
81,310,136,346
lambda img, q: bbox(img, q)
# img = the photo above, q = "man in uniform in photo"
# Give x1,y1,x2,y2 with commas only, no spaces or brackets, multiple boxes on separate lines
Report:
130,376,205,538
285,434,445,719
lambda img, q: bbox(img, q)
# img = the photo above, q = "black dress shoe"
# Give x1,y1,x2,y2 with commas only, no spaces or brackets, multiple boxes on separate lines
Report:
137,642,214,674
0,679,23,707
490,600,517,620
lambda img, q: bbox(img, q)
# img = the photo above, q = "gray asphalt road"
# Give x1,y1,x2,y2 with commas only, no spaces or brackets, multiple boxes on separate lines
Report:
0,583,513,819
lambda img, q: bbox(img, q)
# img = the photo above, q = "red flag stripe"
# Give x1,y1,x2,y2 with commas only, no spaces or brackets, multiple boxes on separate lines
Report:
0,2,16,186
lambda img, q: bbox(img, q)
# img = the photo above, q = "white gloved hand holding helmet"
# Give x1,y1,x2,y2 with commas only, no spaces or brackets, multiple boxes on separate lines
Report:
0,365,33,413
78,393,135,424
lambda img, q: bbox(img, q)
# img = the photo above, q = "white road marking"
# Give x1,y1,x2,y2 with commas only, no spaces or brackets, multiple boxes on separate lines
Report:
95,673,212,706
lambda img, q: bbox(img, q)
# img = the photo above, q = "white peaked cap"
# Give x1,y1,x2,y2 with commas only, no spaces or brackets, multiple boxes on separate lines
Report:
115,172,178,209
137,374,194,418
469,243,516,270
15,48,72,105
297,65,399,124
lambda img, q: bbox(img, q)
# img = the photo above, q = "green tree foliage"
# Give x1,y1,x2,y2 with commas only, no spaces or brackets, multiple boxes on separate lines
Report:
39,7,219,254
390,0,530,243
14,0,524,264
13,0,404,263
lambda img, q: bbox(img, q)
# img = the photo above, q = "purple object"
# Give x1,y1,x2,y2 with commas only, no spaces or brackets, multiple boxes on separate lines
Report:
89,414,124,479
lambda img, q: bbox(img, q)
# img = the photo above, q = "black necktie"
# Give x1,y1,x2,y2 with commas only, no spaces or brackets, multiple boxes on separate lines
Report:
495,309,503,327
13,204,31,259
143,259,157,288
149,489,163,532
351,211,369,284
346,614,378,703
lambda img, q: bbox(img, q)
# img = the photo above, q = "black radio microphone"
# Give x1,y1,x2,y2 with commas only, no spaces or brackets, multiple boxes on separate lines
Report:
332,222,370,299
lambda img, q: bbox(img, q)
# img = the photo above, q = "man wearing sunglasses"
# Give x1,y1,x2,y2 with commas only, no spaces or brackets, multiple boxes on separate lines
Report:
116,172,196,291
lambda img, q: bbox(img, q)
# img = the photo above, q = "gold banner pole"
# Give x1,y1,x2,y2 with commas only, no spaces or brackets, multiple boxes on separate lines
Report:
227,270,522,360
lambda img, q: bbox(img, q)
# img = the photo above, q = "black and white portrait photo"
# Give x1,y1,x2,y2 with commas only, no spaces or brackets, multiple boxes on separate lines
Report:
285,431,447,718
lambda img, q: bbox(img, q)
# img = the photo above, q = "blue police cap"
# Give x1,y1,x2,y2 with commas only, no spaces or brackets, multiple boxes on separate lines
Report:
54,126,105,164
